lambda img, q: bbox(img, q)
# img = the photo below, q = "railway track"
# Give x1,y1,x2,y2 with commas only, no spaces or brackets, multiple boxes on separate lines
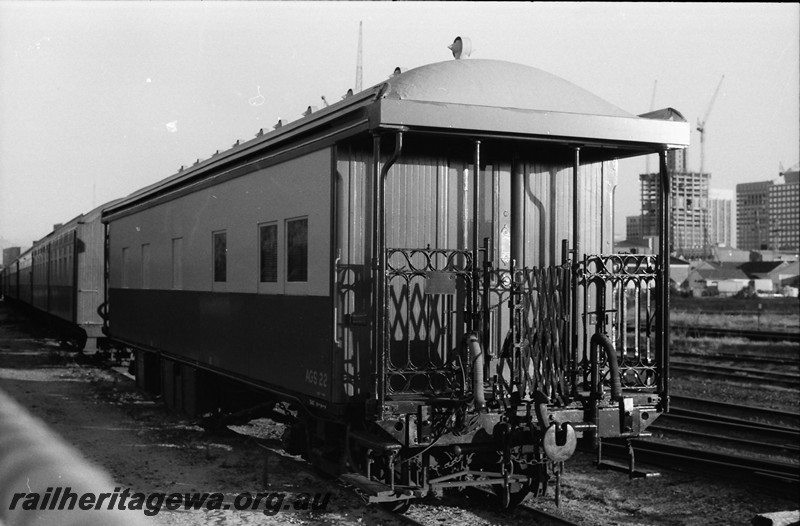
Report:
599,394,800,497
672,325,800,343
601,439,799,492
670,395,800,429
650,412,800,456
671,358,800,388
673,350,799,366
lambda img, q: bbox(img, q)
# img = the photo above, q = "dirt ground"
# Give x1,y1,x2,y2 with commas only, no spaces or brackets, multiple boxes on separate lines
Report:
0,302,797,526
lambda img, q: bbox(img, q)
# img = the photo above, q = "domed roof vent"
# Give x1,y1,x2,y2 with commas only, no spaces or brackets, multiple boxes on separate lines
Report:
381,59,633,118
448,36,472,59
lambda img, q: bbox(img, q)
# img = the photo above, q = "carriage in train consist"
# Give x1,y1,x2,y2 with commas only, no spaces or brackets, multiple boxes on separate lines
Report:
5,52,689,509
2,203,114,350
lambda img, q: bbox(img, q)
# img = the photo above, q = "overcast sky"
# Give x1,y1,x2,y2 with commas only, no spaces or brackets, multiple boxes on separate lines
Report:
1,2,798,248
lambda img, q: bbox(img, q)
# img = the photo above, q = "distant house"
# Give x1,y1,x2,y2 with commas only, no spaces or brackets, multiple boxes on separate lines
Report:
737,260,796,292
670,256,691,289
684,259,799,296
686,267,750,296
738,260,789,280
748,260,799,289
776,261,800,288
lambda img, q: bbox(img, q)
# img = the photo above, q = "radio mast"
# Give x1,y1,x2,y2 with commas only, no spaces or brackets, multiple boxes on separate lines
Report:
355,21,363,93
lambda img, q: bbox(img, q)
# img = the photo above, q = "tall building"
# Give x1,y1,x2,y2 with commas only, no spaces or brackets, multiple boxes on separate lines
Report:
768,170,799,250
708,188,733,247
640,150,710,257
626,215,643,242
737,180,772,250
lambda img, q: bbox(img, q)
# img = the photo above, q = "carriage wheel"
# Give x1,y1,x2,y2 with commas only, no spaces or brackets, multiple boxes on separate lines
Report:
493,461,545,509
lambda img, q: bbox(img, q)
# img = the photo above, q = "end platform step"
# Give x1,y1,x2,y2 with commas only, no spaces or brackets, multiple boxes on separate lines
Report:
340,473,414,503
598,459,660,479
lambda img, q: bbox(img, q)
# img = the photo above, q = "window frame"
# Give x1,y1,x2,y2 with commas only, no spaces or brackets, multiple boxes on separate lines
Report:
285,217,308,284
258,222,279,284
212,230,227,285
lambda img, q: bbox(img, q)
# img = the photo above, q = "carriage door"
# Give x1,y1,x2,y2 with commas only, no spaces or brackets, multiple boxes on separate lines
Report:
383,158,476,399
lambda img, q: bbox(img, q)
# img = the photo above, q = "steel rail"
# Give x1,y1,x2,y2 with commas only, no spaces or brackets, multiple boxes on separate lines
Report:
670,395,800,429
672,325,800,343
602,439,800,487
673,350,799,366
670,359,800,388
667,407,800,434
649,422,800,454
664,410,800,439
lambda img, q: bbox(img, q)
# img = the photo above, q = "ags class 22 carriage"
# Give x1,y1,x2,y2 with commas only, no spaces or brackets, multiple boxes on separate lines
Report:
338,60,688,507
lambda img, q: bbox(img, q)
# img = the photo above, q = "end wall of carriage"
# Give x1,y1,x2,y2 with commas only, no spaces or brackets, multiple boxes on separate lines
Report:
334,138,626,403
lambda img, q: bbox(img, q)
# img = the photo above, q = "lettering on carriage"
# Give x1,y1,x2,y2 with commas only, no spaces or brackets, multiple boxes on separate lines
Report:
304,368,328,388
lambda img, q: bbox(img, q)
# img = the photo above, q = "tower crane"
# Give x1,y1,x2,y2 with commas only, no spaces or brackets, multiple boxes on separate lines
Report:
697,75,725,174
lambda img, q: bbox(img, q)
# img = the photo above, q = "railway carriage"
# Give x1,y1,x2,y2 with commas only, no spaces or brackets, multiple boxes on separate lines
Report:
101,56,689,508
2,203,114,350
2,247,33,305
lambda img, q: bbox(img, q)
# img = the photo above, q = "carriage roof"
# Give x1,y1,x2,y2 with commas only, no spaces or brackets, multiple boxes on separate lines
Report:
104,58,689,219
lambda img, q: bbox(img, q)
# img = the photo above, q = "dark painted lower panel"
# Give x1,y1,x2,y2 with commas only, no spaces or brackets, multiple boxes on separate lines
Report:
108,289,334,402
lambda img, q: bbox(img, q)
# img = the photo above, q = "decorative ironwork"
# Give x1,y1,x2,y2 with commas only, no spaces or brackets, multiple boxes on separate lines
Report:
576,254,661,391
384,247,474,397
495,264,571,403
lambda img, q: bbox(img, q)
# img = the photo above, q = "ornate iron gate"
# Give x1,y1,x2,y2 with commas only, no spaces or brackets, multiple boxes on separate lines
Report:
576,254,661,391
384,247,474,398
495,264,572,404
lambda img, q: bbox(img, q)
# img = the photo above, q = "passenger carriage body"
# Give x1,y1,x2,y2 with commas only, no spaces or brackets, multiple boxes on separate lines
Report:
2,248,33,305
3,204,112,350
102,58,689,505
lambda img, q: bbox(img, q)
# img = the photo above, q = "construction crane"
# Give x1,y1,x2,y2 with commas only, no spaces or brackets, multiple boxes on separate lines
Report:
696,75,725,174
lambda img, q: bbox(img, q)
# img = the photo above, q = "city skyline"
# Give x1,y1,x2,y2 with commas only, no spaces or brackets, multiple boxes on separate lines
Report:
1,2,798,249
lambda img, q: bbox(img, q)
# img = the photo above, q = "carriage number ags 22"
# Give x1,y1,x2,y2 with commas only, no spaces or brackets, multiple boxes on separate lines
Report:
305,369,328,389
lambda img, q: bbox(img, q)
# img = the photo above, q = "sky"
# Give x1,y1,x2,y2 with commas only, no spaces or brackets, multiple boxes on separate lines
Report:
1,2,798,249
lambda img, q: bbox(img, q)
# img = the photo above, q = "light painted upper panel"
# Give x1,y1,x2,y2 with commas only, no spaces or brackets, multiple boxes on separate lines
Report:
381,59,633,118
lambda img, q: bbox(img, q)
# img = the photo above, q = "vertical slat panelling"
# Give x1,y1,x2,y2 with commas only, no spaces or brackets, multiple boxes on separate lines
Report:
337,148,371,400
382,155,467,395
78,214,103,332
385,158,450,250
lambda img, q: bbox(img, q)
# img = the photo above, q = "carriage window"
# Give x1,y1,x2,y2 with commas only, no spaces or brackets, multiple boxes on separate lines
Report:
259,223,278,283
286,218,308,282
213,231,227,283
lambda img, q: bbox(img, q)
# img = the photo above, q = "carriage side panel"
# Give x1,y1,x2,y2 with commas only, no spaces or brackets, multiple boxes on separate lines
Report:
107,148,334,403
